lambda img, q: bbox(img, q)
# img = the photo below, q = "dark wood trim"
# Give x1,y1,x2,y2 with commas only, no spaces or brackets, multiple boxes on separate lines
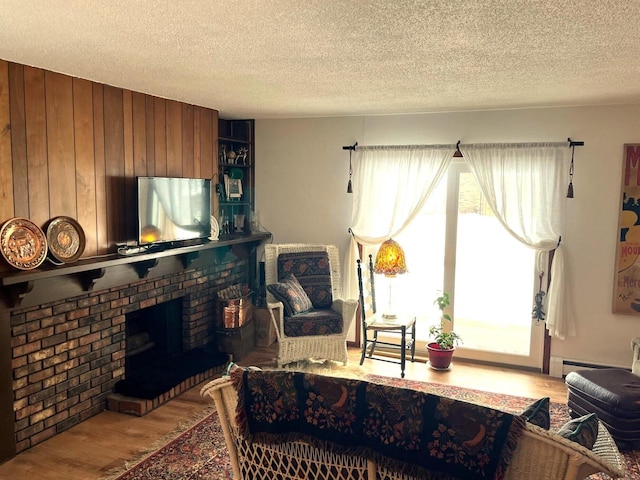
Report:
0,233,271,310
0,310,15,463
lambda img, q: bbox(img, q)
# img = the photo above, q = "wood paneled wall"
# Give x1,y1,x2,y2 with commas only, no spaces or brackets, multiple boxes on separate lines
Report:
0,60,218,266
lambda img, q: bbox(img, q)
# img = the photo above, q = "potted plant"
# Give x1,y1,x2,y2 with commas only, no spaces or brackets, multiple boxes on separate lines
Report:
427,292,462,370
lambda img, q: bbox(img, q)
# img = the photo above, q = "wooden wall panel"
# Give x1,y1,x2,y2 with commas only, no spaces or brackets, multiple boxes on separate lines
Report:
154,97,166,176
0,61,14,223
132,92,147,178
166,99,182,177
193,106,201,178
24,67,49,227
73,78,97,257
212,110,219,178
93,83,108,252
122,90,136,242
103,85,126,245
1,60,220,264
123,90,134,180
7,63,26,219
45,71,76,218
200,107,213,180
145,96,155,177
182,104,194,178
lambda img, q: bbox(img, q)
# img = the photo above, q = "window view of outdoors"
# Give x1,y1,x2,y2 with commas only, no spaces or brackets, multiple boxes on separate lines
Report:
454,172,535,356
367,166,536,359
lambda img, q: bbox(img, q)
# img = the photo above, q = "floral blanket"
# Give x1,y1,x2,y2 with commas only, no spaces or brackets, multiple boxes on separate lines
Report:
231,370,525,480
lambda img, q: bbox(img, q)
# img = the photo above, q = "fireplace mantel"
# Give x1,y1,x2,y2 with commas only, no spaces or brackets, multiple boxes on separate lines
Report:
0,233,271,311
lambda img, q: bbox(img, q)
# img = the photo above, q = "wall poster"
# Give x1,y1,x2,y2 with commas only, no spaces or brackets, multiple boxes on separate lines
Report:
614,144,640,314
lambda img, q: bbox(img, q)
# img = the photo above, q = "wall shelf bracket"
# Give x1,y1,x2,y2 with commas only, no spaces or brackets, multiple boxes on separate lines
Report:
134,259,159,279
180,251,200,268
4,281,34,308
78,268,106,291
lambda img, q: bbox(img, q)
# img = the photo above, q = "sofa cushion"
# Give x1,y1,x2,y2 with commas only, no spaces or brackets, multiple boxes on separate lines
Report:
521,397,550,429
283,309,343,337
557,412,599,449
267,273,313,316
278,251,333,309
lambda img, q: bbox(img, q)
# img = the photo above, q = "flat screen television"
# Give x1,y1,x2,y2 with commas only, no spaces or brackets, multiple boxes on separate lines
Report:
137,176,211,246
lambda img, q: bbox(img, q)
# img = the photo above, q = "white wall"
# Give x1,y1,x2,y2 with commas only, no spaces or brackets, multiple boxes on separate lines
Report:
256,105,640,369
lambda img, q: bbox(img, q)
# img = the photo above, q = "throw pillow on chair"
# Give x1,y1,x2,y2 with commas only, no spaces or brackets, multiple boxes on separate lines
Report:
267,273,313,316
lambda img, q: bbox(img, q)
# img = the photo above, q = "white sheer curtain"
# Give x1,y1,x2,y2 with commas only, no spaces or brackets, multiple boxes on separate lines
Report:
461,143,574,338
345,145,454,298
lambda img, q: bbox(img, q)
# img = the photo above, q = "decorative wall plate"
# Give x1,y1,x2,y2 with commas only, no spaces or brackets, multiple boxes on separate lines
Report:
0,217,48,270
46,216,86,263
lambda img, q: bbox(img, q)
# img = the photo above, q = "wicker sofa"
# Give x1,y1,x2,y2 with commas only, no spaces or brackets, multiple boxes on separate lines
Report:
201,371,625,480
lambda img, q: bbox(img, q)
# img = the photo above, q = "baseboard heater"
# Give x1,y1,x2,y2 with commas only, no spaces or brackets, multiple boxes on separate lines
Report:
549,356,628,378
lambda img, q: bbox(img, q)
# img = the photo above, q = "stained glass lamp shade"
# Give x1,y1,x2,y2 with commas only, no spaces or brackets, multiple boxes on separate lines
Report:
373,239,407,318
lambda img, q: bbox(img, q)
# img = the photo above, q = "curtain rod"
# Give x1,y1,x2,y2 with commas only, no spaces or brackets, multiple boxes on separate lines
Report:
342,138,585,151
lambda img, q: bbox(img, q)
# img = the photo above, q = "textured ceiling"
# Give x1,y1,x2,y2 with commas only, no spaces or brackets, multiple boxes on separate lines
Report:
1,0,640,119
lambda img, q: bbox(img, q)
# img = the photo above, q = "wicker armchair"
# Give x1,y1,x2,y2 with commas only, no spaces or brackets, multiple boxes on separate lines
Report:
264,244,358,367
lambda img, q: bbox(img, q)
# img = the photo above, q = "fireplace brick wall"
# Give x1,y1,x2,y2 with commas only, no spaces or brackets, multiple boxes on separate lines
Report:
9,256,249,453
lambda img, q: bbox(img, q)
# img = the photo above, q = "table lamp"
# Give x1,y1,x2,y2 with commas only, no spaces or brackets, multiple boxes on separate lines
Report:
373,238,407,319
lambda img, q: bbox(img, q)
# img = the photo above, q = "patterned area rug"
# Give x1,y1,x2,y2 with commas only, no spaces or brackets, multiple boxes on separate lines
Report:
102,374,639,480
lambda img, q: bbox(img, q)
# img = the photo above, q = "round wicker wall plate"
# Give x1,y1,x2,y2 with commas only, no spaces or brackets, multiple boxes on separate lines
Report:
0,217,48,270
46,216,86,263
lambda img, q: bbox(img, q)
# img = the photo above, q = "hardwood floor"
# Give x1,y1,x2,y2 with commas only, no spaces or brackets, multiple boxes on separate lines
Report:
0,345,568,480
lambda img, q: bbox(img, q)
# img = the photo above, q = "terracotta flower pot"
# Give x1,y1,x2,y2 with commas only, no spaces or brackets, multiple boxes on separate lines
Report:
427,342,455,370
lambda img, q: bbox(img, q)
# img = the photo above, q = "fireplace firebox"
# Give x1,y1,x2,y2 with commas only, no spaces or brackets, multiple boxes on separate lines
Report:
124,298,184,377
114,297,227,400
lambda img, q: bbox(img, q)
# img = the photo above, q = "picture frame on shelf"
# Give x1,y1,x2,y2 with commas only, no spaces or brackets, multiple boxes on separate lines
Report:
224,174,243,200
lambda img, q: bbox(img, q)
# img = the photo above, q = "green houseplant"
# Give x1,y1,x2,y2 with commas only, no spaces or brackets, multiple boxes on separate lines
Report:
427,292,462,370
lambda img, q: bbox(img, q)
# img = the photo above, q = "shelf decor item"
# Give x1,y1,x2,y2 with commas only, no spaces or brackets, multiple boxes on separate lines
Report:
0,217,48,270
210,216,220,240
45,216,85,264
226,177,243,200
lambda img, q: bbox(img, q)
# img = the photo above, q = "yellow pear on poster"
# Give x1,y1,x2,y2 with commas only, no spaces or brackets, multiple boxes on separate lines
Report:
619,211,640,272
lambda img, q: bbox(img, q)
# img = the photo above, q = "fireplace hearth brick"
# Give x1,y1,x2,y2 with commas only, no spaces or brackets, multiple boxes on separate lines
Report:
9,255,250,453
107,364,226,416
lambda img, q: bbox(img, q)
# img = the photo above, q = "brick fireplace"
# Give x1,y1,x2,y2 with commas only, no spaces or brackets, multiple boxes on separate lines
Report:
0,236,268,460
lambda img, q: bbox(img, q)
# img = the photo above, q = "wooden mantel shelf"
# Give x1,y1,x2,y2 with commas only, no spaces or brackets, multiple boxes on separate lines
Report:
0,232,271,309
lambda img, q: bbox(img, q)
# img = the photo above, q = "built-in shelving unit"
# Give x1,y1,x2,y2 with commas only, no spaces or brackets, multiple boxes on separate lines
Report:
216,119,255,236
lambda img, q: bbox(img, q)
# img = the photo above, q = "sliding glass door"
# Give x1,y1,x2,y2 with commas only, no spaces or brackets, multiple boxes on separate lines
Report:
365,161,545,369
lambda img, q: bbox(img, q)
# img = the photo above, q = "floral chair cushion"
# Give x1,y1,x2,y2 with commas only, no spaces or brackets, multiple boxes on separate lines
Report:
277,251,333,309
283,309,343,337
